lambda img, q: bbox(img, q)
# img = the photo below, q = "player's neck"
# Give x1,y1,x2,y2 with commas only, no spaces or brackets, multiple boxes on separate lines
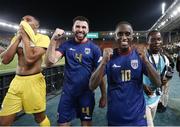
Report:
149,49,159,55
118,47,131,55
74,38,88,44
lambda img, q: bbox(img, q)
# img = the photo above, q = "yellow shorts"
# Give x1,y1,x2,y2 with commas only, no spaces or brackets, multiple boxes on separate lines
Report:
0,73,46,116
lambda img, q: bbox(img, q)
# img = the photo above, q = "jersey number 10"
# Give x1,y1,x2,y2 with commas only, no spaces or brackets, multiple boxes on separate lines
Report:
121,70,131,81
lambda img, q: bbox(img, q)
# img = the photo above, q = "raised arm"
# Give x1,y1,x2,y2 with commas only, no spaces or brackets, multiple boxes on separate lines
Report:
45,28,64,67
19,26,46,65
89,48,113,91
1,35,21,64
136,45,162,87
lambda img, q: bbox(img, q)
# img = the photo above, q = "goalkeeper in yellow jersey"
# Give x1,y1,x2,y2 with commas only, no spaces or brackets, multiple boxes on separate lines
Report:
0,15,50,126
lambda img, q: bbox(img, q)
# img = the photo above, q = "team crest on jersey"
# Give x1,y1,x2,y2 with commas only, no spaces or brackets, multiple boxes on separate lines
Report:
131,60,138,69
85,48,91,54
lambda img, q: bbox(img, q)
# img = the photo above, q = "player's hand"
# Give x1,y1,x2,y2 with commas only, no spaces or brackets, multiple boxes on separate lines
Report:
16,27,22,41
161,78,168,86
99,96,106,108
143,85,153,96
133,43,148,61
51,28,64,41
102,48,113,64
18,25,30,42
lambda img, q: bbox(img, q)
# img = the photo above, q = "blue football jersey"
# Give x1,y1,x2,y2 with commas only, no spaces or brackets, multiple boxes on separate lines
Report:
56,39,102,96
106,48,147,125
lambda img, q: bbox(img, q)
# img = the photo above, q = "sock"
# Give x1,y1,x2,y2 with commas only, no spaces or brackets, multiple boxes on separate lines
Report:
40,115,51,127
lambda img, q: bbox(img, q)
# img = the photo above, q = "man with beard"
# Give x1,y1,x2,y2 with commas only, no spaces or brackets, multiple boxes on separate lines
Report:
45,16,106,126
89,21,161,126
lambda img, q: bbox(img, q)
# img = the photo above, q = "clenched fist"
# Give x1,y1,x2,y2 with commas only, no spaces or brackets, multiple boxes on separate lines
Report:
51,28,64,40
133,43,148,61
102,48,113,64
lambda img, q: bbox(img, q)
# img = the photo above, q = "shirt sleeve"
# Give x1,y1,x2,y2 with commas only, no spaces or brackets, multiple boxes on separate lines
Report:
35,34,50,48
93,44,102,68
55,41,68,56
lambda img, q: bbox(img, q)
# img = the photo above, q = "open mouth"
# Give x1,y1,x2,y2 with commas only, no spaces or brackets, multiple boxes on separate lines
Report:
76,33,85,38
121,42,128,46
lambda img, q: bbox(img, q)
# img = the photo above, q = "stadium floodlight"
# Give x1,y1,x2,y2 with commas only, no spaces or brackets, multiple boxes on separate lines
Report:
161,21,165,26
109,32,114,36
37,29,47,34
0,21,19,30
65,32,71,35
13,25,19,30
162,2,166,15
40,29,47,34
173,10,178,16
177,6,180,13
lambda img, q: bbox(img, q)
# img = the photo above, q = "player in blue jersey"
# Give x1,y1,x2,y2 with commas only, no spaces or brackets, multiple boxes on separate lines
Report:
45,16,106,126
89,21,161,126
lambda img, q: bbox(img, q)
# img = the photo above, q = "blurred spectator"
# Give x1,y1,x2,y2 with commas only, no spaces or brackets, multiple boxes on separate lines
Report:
176,46,180,77
0,46,5,54
161,49,175,69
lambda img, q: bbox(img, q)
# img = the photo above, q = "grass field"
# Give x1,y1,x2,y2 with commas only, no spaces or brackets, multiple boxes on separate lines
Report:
0,55,65,74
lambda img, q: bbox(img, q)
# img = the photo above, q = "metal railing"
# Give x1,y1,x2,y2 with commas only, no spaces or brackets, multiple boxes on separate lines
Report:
0,65,64,105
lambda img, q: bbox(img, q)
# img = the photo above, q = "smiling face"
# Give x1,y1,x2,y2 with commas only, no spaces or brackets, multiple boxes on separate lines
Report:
148,31,162,54
115,23,133,52
72,20,89,42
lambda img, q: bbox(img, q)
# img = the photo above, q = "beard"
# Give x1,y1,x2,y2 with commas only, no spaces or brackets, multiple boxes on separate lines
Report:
74,32,87,42
150,45,160,54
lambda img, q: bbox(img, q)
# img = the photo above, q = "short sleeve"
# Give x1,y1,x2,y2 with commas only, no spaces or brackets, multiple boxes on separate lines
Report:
93,44,102,68
35,34,50,48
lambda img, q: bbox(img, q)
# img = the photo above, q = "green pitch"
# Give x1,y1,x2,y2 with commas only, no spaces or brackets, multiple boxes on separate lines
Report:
0,55,65,74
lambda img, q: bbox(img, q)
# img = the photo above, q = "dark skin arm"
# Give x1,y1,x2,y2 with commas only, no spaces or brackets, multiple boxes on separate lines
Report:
20,26,46,65
99,77,107,108
1,35,21,64
89,48,113,91
136,45,162,87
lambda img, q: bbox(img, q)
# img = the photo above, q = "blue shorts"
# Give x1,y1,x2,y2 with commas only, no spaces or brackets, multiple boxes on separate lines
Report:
57,90,95,123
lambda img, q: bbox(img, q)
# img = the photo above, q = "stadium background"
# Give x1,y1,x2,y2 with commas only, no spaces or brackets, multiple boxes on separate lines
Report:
0,0,180,125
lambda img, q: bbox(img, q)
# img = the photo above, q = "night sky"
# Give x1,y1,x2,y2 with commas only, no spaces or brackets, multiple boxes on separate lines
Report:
0,0,174,31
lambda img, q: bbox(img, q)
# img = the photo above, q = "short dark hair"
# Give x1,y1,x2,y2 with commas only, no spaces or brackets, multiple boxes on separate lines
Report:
116,21,133,30
34,16,40,24
73,16,90,25
22,15,40,26
147,30,160,40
